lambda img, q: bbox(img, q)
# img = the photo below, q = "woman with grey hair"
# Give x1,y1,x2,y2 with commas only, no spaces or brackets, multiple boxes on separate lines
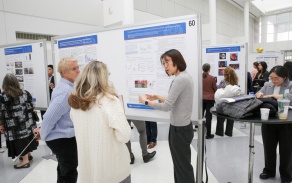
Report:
68,61,131,183
202,63,217,139
0,74,38,169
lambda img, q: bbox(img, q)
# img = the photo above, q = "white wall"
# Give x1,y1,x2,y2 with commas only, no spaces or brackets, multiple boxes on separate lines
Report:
2,0,102,26
134,0,255,48
1,12,101,45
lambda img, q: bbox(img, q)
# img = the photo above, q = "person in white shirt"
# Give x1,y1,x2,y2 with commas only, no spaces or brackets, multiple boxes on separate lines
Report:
68,61,131,183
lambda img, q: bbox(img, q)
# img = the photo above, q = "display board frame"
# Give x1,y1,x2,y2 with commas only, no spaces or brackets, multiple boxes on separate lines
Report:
52,14,202,122
202,43,248,94
0,39,49,110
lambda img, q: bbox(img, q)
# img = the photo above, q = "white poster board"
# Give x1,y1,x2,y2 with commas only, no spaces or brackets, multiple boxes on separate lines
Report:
248,52,284,73
0,40,49,109
202,44,247,93
52,14,201,122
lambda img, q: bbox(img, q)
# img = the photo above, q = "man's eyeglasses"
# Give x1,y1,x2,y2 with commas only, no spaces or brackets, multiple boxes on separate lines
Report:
269,77,283,82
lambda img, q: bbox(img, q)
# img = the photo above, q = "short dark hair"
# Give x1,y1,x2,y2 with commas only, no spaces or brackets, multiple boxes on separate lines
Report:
269,65,288,79
48,65,53,70
283,61,292,81
160,49,186,73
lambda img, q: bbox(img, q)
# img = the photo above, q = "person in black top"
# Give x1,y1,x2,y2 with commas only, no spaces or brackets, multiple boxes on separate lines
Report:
252,61,269,92
41,65,55,119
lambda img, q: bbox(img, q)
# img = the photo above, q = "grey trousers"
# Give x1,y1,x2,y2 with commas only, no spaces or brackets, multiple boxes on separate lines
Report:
120,175,131,183
126,120,148,157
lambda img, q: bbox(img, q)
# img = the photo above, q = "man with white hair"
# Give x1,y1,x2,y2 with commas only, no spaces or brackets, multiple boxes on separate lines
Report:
34,57,80,183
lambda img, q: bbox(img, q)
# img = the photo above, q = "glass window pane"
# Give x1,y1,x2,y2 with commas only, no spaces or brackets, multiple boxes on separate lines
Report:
277,23,289,33
277,13,289,23
277,32,288,41
267,15,276,24
289,31,292,40
267,34,274,42
267,24,274,33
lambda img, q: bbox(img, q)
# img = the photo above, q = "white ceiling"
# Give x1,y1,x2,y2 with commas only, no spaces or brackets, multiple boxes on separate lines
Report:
228,0,292,18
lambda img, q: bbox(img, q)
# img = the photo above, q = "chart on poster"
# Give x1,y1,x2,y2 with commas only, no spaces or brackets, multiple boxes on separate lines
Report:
202,44,247,93
52,15,201,122
0,40,49,109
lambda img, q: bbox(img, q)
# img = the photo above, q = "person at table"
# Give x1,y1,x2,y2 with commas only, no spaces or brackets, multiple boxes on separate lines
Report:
283,61,292,81
255,65,292,183
202,63,217,139
139,49,195,183
252,61,269,89
215,66,238,137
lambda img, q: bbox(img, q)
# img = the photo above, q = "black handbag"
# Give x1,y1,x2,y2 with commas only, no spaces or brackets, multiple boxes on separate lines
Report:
32,111,40,122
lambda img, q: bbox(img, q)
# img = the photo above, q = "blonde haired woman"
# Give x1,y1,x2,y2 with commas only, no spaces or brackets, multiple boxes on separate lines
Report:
68,61,131,183
215,66,238,137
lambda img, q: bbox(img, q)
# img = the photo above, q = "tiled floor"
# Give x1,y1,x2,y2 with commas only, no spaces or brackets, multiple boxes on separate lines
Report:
0,119,284,183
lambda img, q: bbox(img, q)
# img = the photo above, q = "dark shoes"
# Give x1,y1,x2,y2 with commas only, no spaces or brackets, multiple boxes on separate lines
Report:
281,180,292,183
259,172,275,180
148,142,157,149
215,133,223,137
19,156,33,161
143,151,156,163
206,134,214,139
130,156,135,164
14,162,30,169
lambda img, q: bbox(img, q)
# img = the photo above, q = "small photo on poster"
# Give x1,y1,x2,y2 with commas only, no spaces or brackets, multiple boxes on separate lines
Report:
134,80,148,88
229,64,239,70
15,62,22,68
218,69,224,76
230,53,238,61
24,67,34,74
219,53,226,59
218,61,227,67
16,76,24,82
15,69,23,75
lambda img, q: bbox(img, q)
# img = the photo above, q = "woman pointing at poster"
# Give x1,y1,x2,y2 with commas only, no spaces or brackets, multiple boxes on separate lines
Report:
139,49,195,183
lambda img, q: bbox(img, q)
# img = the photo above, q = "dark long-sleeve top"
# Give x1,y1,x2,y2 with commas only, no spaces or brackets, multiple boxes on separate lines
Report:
255,70,269,80
253,70,269,87
203,74,217,100
0,90,37,141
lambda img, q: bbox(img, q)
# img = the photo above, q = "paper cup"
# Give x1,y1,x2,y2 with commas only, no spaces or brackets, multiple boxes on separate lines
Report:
260,108,270,120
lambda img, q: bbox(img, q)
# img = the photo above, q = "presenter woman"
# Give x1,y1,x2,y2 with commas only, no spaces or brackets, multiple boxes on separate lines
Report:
68,61,131,183
255,66,292,183
139,49,195,183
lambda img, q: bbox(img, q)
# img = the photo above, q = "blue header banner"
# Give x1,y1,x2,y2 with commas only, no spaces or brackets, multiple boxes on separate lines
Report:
58,35,98,49
206,46,241,53
124,23,186,40
4,45,32,55
127,103,154,110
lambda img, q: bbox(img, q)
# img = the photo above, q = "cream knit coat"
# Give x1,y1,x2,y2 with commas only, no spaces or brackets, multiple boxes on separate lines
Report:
70,94,131,183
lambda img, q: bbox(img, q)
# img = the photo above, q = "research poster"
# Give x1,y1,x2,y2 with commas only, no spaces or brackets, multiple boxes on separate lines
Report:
53,15,200,122
55,35,98,71
0,41,49,109
124,23,188,109
203,45,246,93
